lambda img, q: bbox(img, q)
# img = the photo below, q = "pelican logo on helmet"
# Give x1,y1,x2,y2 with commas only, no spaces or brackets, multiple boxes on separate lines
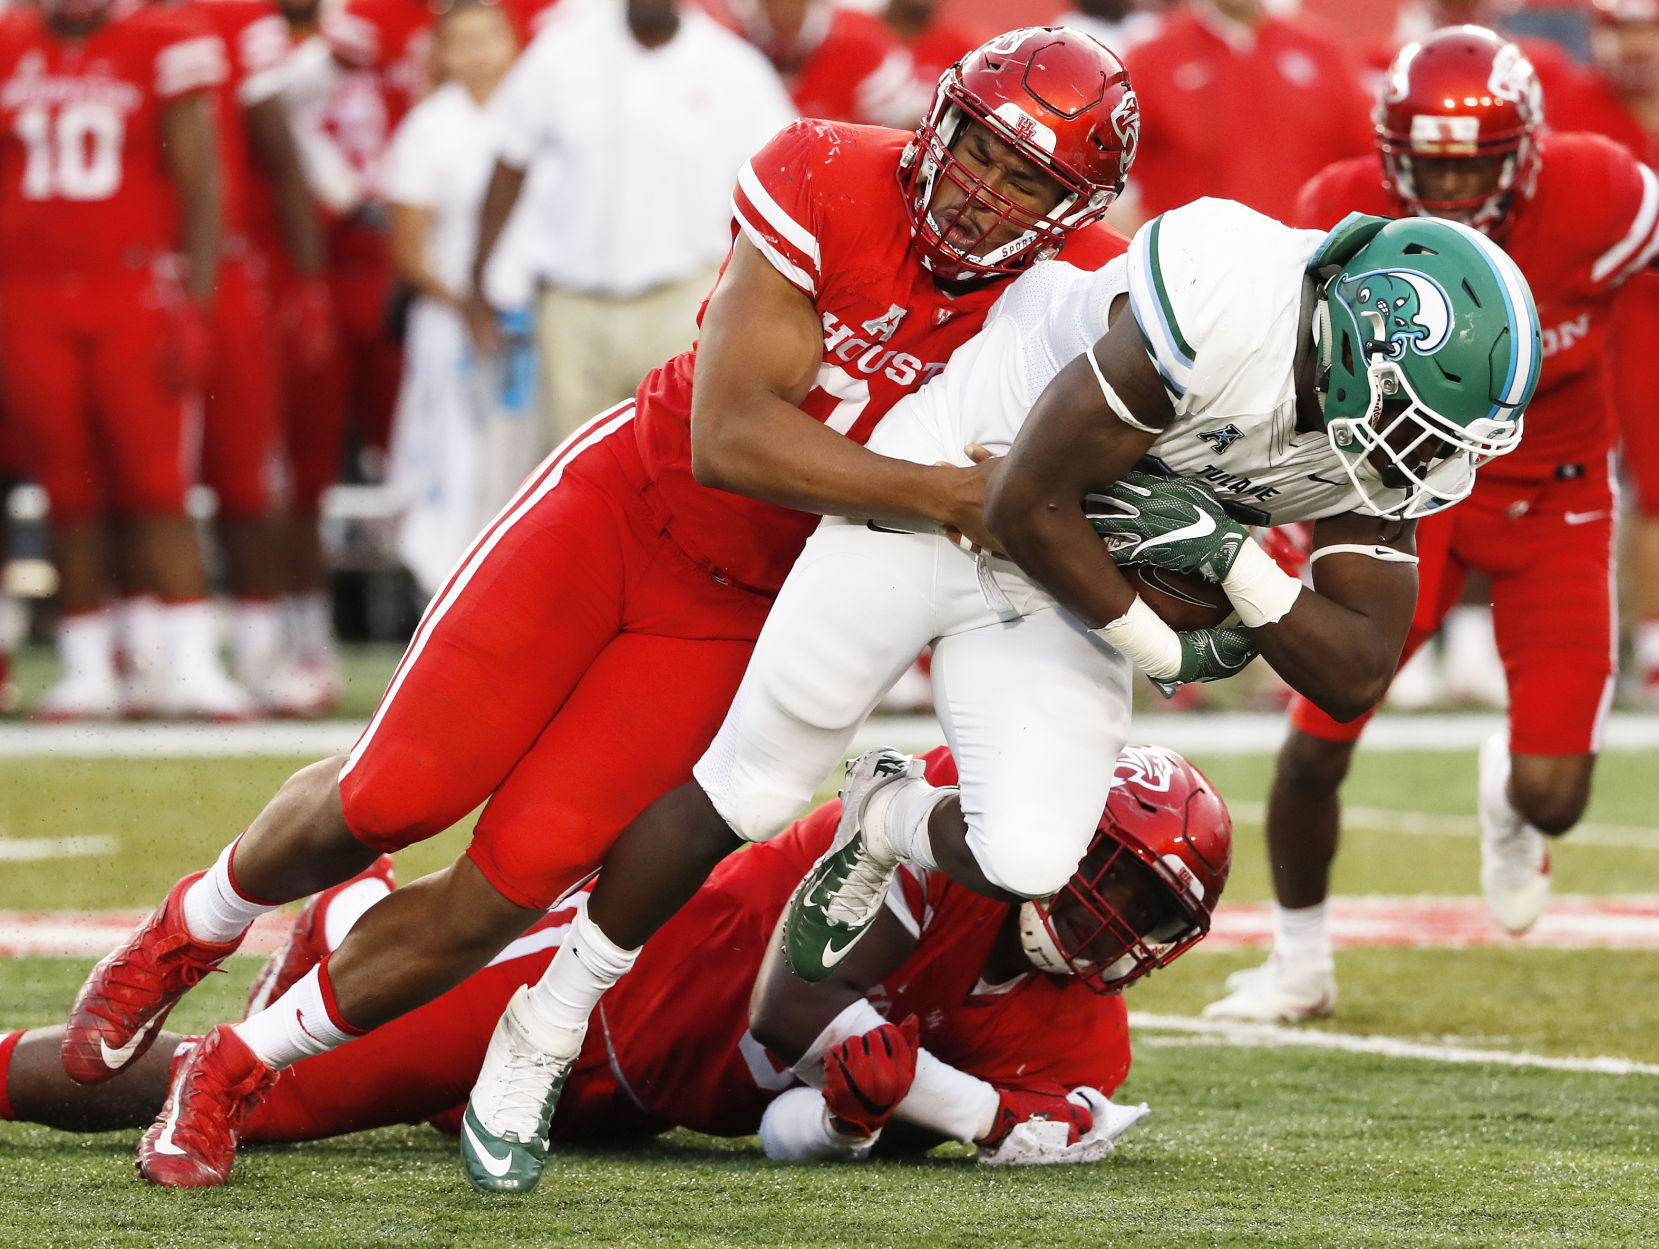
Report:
992,102,1055,154
1488,42,1540,110
1337,268,1454,361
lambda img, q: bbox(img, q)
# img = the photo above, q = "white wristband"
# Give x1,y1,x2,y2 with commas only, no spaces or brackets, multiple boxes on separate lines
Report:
1221,538,1303,629
1095,596,1183,678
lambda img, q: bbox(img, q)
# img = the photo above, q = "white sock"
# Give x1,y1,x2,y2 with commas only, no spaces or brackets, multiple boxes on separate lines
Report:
232,964,358,1070
233,599,283,676
0,592,23,654
119,596,167,679
1271,901,1332,967
1443,604,1498,669
56,610,116,683
181,837,280,943
871,779,950,871
162,599,226,676
284,592,336,660
321,875,392,951
525,904,639,1038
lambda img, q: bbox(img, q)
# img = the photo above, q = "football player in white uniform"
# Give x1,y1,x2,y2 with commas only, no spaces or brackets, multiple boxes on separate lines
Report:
514,198,1539,1090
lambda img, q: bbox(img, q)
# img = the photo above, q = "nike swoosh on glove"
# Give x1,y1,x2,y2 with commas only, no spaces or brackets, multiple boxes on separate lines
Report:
1085,470,1249,583
822,1016,921,1139
974,1083,1094,1151
1149,625,1260,698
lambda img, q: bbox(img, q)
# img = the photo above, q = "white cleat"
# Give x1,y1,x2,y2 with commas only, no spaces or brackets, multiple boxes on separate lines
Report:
33,671,122,722
1202,955,1336,1023
1477,732,1549,934
1384,644,1445,710
241,653,335,718
153,666,258,722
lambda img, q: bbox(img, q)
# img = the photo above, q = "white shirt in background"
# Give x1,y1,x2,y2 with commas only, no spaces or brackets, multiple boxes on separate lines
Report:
491,2,796,297
1049,10,1162,56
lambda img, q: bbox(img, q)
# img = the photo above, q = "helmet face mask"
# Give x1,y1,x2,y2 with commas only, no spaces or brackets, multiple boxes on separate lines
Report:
1374,29,1542,237
1018,746,1232,994
901,26,1138,282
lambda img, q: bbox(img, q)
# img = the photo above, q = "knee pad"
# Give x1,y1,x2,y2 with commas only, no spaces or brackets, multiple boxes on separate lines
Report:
693,743,807,845
965,825,1079,901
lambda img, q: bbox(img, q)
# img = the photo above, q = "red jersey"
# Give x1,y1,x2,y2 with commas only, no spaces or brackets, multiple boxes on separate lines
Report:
594,747,1131,1137
0,1,226,281
632,118,1127,595
1295,132,1659,479
321,0,431,126
1126,11,1371,222
190,0,289,238
777,7,904,126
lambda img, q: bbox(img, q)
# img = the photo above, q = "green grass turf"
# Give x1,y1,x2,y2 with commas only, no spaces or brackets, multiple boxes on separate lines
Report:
3,749,1658,1244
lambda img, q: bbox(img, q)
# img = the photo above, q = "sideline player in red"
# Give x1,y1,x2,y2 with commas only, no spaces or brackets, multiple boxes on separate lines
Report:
61,28,1140,1189
0,0,249,720
4,746,1230,1170
726,0,910,126
1205,26,1659,1025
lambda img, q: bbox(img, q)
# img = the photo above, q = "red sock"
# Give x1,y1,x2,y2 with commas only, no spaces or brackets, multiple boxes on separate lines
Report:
0,1030,24,1120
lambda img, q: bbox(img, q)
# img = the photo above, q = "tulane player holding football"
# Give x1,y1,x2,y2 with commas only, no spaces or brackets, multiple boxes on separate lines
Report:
486,185,1543,1190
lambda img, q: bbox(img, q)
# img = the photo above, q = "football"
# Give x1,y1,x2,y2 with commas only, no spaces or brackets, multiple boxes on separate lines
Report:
1122,564,1235,632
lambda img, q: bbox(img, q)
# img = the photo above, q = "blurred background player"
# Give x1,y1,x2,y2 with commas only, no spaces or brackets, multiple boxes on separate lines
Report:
1050,0,1161,58
1206,26,1659,1025
873,0,985,130
0,745,1230,1175
727,0,910,127
0,0,251,720
469,0,794,448
1121,0,1372,230
384,0,535,595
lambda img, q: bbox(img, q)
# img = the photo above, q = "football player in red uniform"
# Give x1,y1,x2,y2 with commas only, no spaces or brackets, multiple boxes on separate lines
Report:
61,27,1139,1190
1204,26,1659,1025
4,745,1230,1168
728,0,910,126
0,0,252,720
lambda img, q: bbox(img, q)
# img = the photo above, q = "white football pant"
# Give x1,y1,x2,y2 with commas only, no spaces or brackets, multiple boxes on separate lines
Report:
694,517,1132,898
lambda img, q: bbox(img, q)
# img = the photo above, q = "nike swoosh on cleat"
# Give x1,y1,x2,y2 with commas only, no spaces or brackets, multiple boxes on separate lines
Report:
1134,507,1216,551
151,1089,188,1157
463,1115,515,1179
819,934,862,970
101,1017,161,1070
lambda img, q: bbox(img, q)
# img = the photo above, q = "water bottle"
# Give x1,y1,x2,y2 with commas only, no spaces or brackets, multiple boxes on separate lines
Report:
496,306,537,417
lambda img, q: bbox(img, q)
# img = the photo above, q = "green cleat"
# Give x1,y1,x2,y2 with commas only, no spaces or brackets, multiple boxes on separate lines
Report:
460,985,580,1195
783,747,924,982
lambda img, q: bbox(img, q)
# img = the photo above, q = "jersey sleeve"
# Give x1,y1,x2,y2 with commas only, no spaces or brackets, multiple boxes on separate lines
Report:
1582,137,1659,293
322,0,384,69
151,10,230,101
487,29,557,170
234,10,296,107
1292,163,1356,231
1125,205,1210,411
730,119,828,298
386,100,442,208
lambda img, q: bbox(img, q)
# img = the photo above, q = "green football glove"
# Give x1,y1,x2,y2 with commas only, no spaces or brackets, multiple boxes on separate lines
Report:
1085,470,1249,583
1149,626,1260,698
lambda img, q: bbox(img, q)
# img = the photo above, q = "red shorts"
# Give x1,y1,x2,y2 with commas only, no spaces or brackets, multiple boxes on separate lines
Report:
1611,272,1659,517
0,271,193,524
336,402,771,909
201,250,280,520
1290,464,1617,756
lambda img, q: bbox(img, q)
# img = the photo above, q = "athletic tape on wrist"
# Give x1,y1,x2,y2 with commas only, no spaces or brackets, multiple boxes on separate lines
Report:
1221,538,1302,629
1086,345,1162,434
1095,597,1183,678
1307,543,1419,565
895,1047,1001,1143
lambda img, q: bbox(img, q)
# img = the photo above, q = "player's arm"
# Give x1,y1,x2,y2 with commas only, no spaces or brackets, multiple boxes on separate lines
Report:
984,295,1171,626
162,92,221,302
1247,512,1418,720
690,236,999,548
245,95,325,279
464,158,526,353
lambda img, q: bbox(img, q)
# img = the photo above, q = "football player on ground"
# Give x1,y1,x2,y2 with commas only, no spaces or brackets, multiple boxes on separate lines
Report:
1204,26,1659,1024
3,746,1229,1173
498,104,1543,1199
0,0,247,720
61,28,1140,1190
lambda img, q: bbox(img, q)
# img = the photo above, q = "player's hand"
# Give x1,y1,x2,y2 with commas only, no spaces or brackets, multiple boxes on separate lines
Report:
975,1083,1095,1150
822,1016,920,1140
1086,470,1248,582
938,444,1006,557
464,291,504,357
1148,625,1259,698
279,277,338,372
161,300,212,395
977,1087,1151,1166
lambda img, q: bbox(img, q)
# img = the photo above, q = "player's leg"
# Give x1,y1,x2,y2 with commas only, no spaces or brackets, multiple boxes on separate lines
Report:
67,412,638,1090
0,1028,183,1132
1609,275,1659,701
1477,492,1615,933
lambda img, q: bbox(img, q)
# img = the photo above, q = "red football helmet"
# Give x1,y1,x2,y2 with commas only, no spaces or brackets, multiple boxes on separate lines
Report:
1375,26,1543,236
900,26,1138,282
1019,745,1233,994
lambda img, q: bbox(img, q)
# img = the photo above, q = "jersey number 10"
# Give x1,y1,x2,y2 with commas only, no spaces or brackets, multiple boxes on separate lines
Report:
14,103,125,201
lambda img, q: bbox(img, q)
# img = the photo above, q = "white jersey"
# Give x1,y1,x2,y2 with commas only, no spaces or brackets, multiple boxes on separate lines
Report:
867,197,1413,525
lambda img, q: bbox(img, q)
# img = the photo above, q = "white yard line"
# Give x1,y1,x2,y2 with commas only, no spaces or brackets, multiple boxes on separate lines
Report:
1128,1012,1659,1077
1206,895,1659,949
1225,801,1659,851
0,835,118,862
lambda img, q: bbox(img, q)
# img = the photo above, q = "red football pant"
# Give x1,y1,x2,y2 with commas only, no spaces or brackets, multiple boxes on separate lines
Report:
0,272,192,524
1612,272,1659,518
336,402,769,908
1290,466,1616,756
200,251,280,520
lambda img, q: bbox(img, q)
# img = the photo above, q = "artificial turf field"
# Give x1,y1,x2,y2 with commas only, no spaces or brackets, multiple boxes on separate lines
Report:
1,659,1656,1245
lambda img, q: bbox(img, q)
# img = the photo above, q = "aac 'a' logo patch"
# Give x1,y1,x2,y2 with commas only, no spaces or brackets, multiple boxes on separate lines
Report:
1197,423,1245,454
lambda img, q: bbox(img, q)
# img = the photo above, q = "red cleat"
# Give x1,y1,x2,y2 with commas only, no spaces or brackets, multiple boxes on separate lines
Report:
62,873,243,1085
138,1025,276,1188
245,855,396,1017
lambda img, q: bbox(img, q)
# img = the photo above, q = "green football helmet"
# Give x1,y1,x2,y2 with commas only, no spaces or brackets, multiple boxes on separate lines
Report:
1309,212,1540,519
